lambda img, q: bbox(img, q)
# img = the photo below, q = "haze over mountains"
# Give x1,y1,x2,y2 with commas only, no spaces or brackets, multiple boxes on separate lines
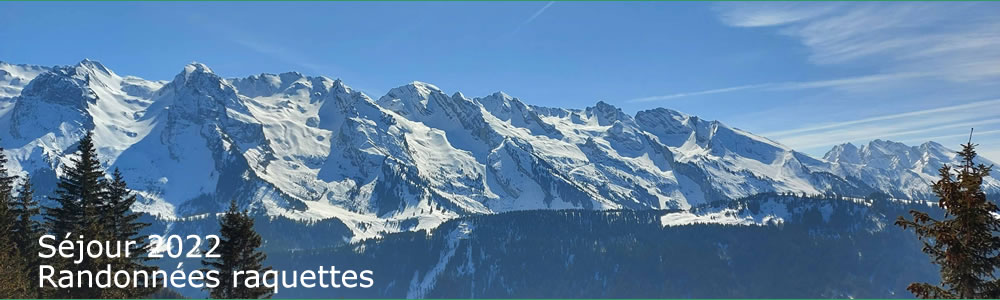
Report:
0,59,996,239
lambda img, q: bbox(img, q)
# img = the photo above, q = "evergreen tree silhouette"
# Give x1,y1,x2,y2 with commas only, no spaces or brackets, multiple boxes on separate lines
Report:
43,132,110,298
0,144,28,299
203,200,273,299
0,143,16,236
896,137,999,298
11,177,44,298
46,132,107,239
99,168,157,298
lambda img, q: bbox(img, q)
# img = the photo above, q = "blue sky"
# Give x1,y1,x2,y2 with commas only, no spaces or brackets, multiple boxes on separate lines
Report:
1,2,998,161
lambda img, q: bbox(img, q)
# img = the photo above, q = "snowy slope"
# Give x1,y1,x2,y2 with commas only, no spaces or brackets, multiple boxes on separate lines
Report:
0,61,50,100
660,194,894,232
0,59,990,238
822,140,1000,199
230,73,489,238
0,60,163,198
633,108,875,203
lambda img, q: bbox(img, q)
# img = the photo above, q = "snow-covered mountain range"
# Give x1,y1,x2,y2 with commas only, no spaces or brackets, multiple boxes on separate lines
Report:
0,59,996,238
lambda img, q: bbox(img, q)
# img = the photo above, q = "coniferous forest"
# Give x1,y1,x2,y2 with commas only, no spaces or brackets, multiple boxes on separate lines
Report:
0,132,280,299
0,132,159,299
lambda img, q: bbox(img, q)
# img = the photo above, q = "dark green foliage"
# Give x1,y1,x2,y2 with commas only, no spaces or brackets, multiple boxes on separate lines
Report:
202,200,273,299
0,143,17,241
10,177,44,298
103,169,144,242
11,177,41,256
896,141,999,299
264,196,938,298
141,213,352,254
101,168,157,298
36,132,157,298
45,132,107,238
139,213,351,298
42,132,108,298
0,145,28,298
0,247,28,299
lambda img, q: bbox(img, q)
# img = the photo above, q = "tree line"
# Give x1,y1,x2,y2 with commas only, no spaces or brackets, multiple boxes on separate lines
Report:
0,132,272,299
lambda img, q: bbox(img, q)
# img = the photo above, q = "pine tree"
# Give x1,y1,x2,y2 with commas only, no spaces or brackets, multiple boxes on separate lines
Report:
11,177,44,298
0,144,28,299
896,139,999,299
203,200,273,299
0,247,28,299
100,168,157,298
0,144,16,237
46,132,108,239
43,132,109,298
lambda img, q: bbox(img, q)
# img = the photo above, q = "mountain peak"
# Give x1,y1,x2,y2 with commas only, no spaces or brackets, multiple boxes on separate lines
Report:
490,91,511,99
824,142,861,163
183,62,214,75
919,140,945,149
330,78,350,93
917,141,954,161
161,61,251,121
586,101,632,126
171,62,225,88
0,62,51,98
637,107,690,118
229,71,328,98
383,81,444,101
407,81,440,92
71,58,115,77
868,139,908,147
78,58,106,68
279,71,305,80
475,91,516,106
378,81,448,116
834,142,859,151
828,139,959,171
865,139,913,157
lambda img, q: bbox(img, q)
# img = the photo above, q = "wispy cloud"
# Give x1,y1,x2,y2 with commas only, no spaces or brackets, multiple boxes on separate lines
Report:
756,98,1000,152
628,72,926,103
510,1,555,35
715,3,840,27
704,3,1000,160
229,38,330,74
762,98,1000,139
628,84,768,102
900,129,1000,145
185,13,334,76
524,1,555,25
772,72,928,90
713,2,1000,82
